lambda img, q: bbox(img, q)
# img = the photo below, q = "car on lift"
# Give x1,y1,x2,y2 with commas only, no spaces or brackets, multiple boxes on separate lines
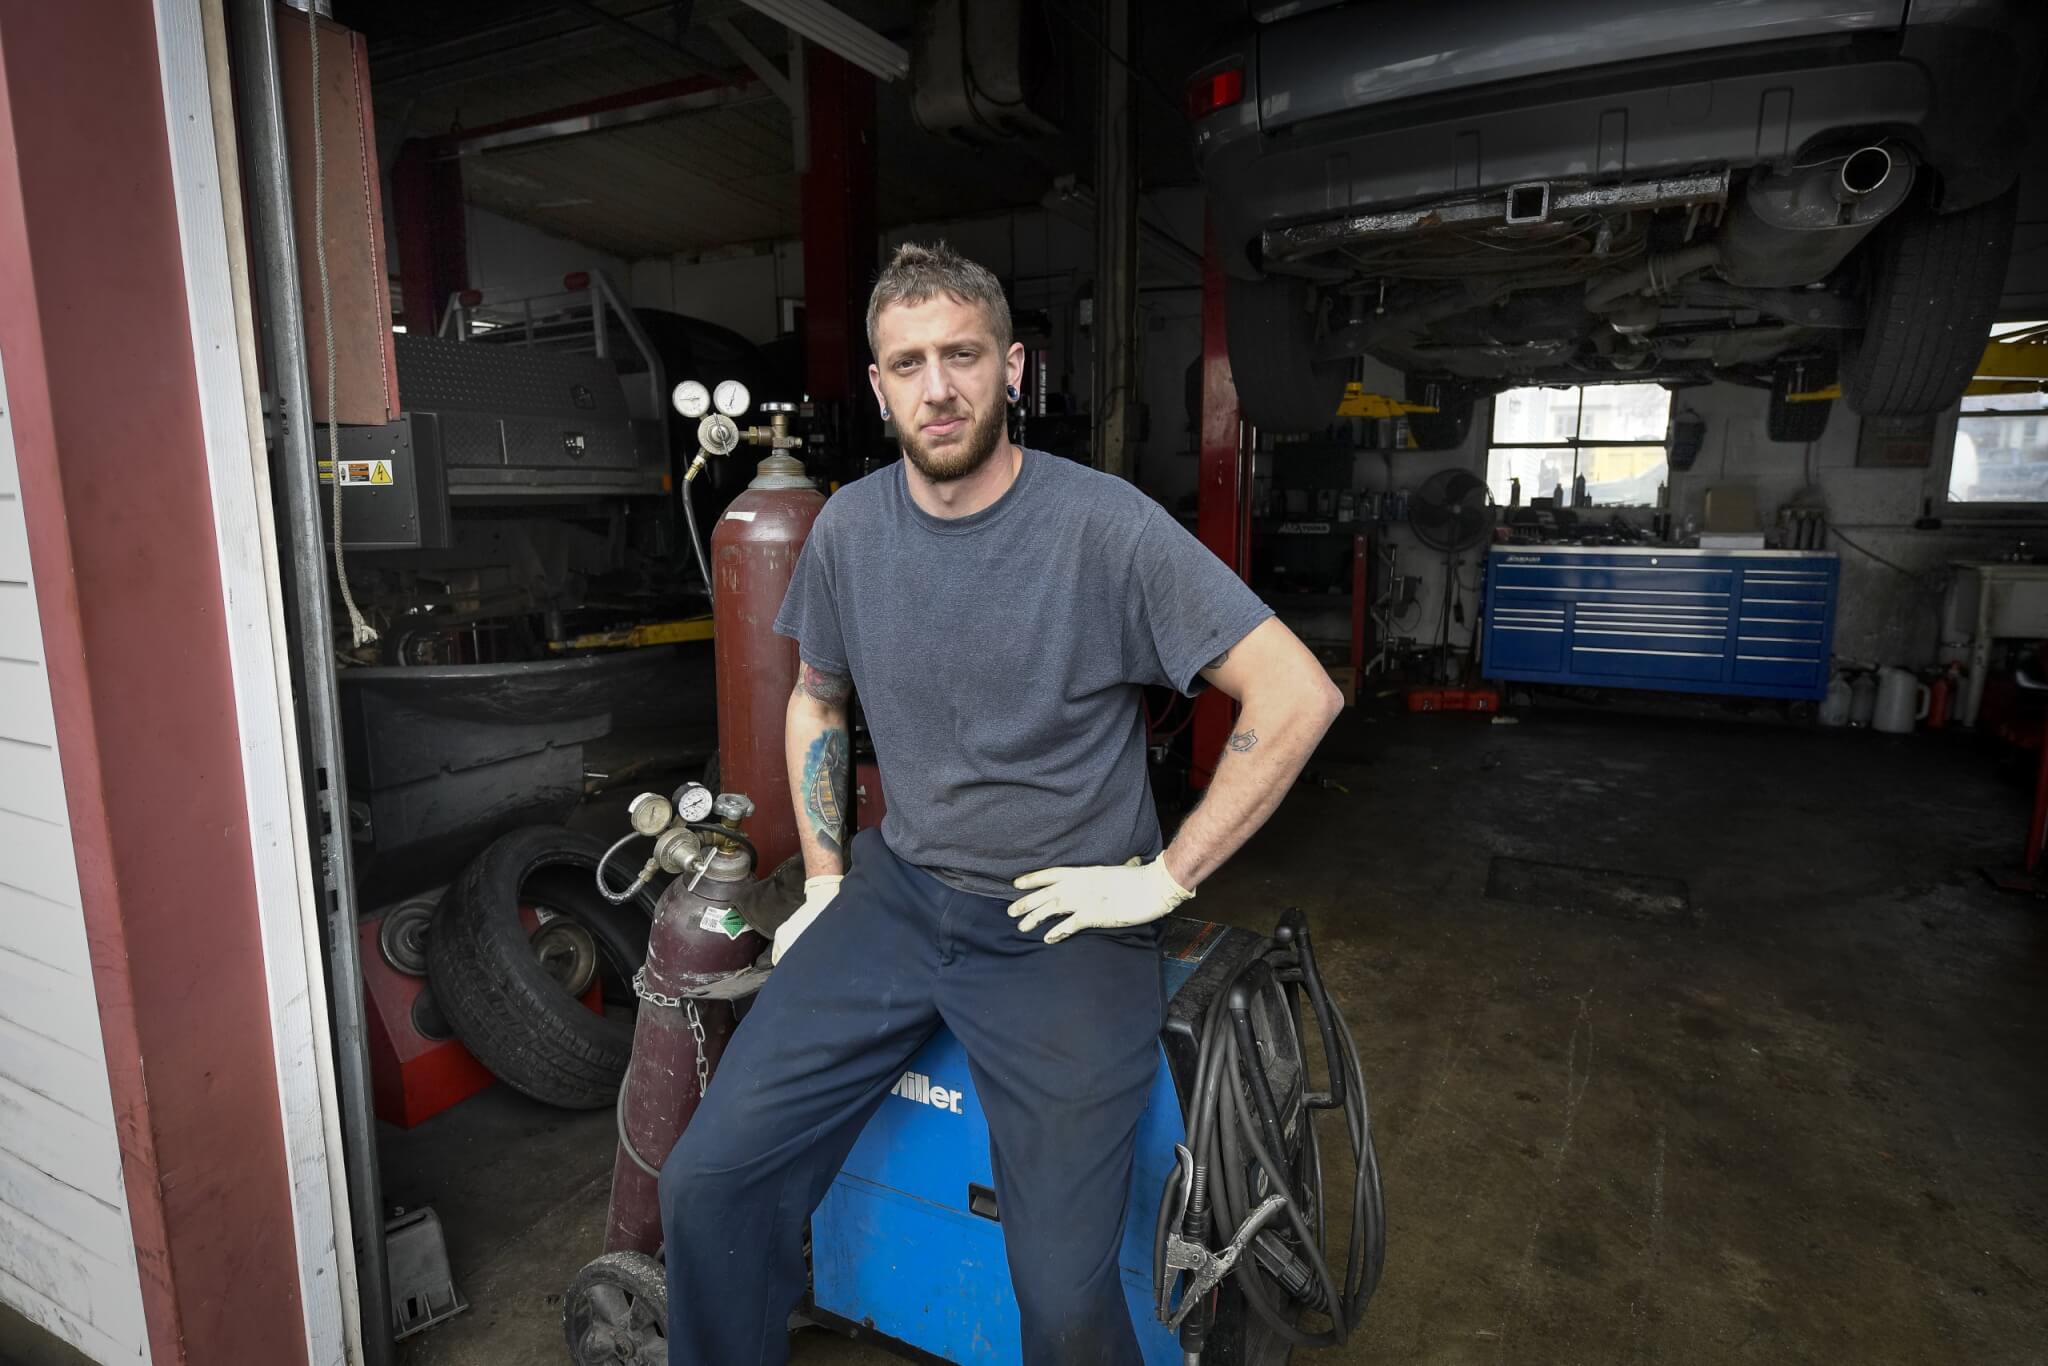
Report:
1190,0,2042,445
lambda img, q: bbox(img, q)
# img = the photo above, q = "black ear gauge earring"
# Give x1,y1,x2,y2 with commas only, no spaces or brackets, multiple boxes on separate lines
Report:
880,407,891,421
1006,384,1021,403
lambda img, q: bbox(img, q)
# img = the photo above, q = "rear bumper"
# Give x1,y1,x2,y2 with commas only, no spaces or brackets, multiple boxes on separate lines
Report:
1200,25,2036,279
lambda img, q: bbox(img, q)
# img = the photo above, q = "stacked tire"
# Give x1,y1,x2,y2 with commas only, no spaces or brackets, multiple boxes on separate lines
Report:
428,826,661,1109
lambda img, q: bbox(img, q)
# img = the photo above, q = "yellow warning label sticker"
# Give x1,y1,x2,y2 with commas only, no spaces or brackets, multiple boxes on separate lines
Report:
330,458,398,487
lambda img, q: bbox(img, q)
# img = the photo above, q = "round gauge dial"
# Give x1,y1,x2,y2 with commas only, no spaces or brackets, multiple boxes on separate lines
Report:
698,414,739,456
671,380,711,419
671,782,715,824
713,379,751,418
627,791,674,836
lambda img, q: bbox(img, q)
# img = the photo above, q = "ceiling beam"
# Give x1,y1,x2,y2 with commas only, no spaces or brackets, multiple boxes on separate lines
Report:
735,0,906,83
437,73,769,155
707,16,793,107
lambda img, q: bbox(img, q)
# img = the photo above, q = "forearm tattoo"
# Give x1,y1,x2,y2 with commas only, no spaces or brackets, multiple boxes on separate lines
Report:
1228,729,1258,753
1202,647,1231,674
803,727,850,857
796,662,853,704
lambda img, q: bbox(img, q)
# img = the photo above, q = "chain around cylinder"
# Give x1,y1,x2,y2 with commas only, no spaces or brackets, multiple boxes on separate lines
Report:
685,1001,710,1097
629,966,713,1097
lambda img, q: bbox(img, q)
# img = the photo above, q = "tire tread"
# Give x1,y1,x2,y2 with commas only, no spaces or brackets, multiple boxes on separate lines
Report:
1841,187,2018,417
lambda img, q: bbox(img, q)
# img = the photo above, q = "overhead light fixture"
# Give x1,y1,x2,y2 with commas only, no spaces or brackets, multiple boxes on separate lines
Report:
737,0,909,83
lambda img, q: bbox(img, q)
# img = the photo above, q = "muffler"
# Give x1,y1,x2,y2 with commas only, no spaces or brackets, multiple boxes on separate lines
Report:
1717,144,1914,288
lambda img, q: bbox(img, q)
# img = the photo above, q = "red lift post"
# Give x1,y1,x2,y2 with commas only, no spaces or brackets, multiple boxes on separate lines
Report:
391,139,468,335
1192,221,1249,789
801,48,878,405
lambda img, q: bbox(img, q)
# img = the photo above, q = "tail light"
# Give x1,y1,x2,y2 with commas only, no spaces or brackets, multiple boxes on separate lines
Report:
1186,64,1244,122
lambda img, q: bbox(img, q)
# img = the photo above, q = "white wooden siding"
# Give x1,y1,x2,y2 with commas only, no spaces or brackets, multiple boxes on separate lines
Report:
0,354,152,1362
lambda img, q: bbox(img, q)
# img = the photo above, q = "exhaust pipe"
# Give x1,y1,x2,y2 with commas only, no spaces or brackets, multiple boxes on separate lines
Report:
1717,143,1914,288
1837,144,1894,201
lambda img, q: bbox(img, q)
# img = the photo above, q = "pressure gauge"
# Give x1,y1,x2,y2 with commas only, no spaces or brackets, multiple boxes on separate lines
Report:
671,782,715,824
698,414,739,457
672,379,711,419
627,791,674,836
713,379,751,418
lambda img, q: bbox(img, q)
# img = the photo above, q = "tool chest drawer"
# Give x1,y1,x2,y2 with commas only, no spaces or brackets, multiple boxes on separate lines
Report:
1481,548,1839,701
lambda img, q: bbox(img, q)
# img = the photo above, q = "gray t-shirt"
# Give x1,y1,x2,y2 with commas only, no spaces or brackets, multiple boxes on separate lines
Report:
771,448,1273,898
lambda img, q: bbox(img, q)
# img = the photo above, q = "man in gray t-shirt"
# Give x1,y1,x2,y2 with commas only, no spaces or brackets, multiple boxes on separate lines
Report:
770,441,1274,899
659,242,1343,1366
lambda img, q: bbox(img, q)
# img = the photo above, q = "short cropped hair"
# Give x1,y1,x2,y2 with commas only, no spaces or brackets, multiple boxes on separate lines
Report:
865,240,1013,357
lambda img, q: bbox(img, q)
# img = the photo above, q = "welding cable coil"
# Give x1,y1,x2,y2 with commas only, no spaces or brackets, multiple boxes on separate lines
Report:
1155,910,1386,1354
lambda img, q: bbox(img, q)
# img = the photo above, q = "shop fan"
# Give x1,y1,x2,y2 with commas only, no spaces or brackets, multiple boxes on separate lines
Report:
1409,466,1494,553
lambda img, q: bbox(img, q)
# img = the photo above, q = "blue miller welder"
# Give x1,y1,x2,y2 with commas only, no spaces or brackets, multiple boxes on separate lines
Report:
807,911,1385,1365
566,805,1385,1366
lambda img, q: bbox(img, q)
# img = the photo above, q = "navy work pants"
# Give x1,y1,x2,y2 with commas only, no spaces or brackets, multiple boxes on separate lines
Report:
659,828,1165,1365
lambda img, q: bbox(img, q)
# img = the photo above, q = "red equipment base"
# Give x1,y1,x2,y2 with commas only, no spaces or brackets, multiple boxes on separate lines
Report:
360,906,601,1128
1405,685,1500,714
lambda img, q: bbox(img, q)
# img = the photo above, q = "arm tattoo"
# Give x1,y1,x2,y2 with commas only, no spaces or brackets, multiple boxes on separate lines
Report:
1227,729,1258,753
796,661,852,704
1202,647,1231,674
802,727,850,857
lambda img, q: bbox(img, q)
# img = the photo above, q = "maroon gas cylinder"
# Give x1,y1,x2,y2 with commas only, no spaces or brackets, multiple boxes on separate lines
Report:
603,832,765,1255
711,451,824,876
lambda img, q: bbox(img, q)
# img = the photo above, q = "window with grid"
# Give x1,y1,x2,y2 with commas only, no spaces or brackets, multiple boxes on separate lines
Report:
1486,384,1671,508
1945,322,2048,506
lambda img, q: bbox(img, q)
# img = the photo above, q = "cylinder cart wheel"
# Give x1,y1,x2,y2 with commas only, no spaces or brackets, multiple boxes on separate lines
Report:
564,1251,666,1366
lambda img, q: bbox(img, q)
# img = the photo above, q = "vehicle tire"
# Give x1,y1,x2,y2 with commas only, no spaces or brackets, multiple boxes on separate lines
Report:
563,1251,666,1366
428,826,660,1109
1226,276,1349,435
1767,359,1834,443
1403,375,1479,451
1840,185,2017,418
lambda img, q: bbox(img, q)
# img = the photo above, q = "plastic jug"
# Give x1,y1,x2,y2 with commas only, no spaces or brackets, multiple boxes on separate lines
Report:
1873,666,1929,735
1848,672,1878,727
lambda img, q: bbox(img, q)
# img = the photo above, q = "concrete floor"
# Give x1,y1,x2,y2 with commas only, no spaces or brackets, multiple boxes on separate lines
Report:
391,701,2048,1365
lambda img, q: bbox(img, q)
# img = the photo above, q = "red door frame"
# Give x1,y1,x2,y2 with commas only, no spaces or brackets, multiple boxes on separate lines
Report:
0,7,309,1363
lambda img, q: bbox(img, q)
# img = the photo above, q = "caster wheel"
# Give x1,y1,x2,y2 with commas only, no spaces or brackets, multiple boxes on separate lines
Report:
564,1251,666,1365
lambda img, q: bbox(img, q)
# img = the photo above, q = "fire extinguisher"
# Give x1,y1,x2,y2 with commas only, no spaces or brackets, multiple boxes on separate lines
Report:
1927,662,1962,731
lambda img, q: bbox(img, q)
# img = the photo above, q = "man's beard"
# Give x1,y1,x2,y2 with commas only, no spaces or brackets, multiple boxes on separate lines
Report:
899,400,1007,483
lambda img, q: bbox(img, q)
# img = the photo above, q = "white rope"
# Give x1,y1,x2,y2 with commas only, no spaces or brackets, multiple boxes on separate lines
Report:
309,6,377,648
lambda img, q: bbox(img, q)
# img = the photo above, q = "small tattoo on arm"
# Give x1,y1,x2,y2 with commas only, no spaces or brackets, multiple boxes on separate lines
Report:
802,728,850,856
1202,648,1231,673
796,662,852,704
1227,729,1258,753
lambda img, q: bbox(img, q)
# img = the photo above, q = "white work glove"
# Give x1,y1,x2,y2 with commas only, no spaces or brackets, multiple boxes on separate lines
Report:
772,874,842,964
1008,855,1194,944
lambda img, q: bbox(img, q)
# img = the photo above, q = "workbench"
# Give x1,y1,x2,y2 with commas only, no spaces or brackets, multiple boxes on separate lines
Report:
1482,546,1840,701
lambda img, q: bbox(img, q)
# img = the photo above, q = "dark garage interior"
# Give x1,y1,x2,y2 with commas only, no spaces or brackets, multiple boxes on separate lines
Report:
1,3,2046,1366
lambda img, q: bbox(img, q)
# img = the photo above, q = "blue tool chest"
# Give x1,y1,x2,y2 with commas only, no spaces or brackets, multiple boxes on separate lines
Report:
1482,546,1839,701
